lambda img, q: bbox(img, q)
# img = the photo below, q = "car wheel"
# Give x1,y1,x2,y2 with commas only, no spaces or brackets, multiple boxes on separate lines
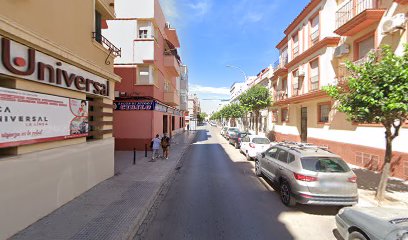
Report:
235,142,239,149
348,231,368,240
280,181,296,207
255,160,262,177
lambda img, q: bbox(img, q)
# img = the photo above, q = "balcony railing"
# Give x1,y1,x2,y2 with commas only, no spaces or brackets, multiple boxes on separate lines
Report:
336,0,378,28
273,59,280,71
92,32,121,57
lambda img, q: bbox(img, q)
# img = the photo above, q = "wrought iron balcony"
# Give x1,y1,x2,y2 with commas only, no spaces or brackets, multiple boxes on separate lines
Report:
335,0,385,36
92,32,121,64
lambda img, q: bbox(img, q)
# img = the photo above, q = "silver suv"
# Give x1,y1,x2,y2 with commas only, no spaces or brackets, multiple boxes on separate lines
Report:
255,142,358,207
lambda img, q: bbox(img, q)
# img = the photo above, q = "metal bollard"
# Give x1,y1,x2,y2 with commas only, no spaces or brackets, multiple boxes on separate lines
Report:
145,144,148,157
133,148,136,165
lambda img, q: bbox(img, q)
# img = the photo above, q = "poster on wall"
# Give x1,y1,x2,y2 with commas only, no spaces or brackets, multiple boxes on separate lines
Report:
0,87,88,148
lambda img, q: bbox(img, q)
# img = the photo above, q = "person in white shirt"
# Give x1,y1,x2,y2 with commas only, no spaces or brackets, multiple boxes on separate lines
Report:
150,134,161,161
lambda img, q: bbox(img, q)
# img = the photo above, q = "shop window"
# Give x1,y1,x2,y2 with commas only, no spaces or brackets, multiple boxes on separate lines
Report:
318,102,331,123
281,108,289,122
309,59,319,91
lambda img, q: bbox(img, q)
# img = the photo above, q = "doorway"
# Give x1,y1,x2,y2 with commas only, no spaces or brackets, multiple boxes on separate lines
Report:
300,107,307,142
163,115,168,134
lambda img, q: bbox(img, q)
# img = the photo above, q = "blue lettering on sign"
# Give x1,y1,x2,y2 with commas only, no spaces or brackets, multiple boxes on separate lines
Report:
113,101,156,111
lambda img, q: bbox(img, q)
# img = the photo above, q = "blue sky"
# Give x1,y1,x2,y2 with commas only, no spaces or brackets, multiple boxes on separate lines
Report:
160,0,310,113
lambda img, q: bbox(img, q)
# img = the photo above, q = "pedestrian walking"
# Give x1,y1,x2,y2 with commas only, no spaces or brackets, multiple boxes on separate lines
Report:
161,133,171,159
187,124,190,131
150,134,161,162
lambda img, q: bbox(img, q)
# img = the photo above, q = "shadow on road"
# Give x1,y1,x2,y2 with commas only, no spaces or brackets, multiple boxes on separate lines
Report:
352,168,408,193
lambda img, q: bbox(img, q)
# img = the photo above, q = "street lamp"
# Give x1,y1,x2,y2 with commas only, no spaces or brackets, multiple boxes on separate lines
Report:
226,64,248,82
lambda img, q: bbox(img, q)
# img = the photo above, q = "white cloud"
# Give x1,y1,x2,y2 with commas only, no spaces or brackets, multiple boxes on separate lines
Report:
188,0,212,16
245,12,263,23
189,84,230,95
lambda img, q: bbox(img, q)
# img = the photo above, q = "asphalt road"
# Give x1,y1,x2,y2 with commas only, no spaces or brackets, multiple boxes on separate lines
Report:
141,126,340,240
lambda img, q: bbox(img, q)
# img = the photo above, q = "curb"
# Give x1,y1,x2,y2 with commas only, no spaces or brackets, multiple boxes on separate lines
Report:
127,131,199,240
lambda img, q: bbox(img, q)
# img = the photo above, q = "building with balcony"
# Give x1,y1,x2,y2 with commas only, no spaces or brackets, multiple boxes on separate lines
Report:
179,65,189,112
268,0,408,179
0,1,121,238
103,0,186,150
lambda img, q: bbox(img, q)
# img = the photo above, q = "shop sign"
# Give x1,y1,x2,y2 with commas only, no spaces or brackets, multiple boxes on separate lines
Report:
0,37,110,97
0,87,88,148
154,102,168,113
113,101,156,110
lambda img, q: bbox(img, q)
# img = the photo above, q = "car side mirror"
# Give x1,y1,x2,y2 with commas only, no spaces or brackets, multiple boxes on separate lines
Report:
262,153,265,158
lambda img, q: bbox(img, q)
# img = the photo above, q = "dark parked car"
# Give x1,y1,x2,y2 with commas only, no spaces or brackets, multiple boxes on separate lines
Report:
229,132,251,149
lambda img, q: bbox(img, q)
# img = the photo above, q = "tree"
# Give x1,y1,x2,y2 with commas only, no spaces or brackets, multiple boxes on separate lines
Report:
219,103,245,127
324,45,408,201
197,112,208,123
239,85,272,134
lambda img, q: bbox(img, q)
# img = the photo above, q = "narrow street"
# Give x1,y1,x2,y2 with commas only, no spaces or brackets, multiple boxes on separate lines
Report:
140,126,339,240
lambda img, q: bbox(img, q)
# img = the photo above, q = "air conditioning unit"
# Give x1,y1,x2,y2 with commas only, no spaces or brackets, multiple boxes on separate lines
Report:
382,13,407,34
114,91,120,98
334,44,350,58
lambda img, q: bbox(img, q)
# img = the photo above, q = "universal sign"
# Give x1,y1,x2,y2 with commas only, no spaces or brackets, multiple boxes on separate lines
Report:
0,37,110,97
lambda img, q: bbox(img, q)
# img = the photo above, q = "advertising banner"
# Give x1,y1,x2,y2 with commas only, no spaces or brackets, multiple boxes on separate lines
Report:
0,87,88,148
113,101,156,111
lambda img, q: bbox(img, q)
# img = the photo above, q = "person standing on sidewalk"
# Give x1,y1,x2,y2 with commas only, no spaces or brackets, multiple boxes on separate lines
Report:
150,134,161,162
161,133,171,160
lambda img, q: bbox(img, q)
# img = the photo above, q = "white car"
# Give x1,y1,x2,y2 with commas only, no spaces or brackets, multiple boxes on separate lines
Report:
240,135,272,160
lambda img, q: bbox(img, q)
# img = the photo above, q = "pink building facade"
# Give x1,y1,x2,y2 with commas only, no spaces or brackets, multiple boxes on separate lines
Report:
103,0,185,150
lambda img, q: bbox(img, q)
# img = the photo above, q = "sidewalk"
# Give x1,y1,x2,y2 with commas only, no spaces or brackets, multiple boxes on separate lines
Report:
11,131,197,240
350,165,408,208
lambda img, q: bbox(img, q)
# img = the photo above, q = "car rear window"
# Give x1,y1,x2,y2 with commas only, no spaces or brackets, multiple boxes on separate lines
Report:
252,138,270,144
300,157,351,173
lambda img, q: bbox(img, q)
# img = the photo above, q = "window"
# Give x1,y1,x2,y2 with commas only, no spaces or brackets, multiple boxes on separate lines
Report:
356,35,374,61
292,33,299,58
138,66,150,84
310,14,319,46
267,147,278,158
281,108,288,122
94,11,102,43
292,69,302,96
272,111,278,123
318,102,331,123
309,59,319,91
301,157,351,173
252,138,270,144
138,29,148,39
288,153,295,163
281,47,288,65
277,150,289,163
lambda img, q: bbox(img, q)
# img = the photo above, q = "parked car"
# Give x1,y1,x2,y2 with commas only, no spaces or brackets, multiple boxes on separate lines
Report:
240,135,272,160
229,132,251,149
335,207,408,240
255,142,358,207
220,126,228,137
225,127,239,140
209,121,217,126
